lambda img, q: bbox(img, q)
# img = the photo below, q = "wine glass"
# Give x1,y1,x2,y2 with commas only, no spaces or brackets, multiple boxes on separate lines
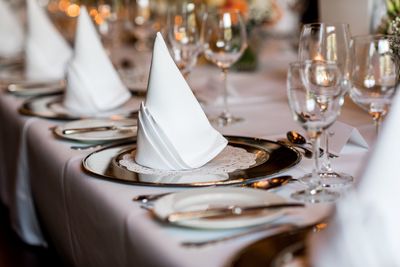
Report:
298,22,353,187
287,61,343,203
126,0,159,51
349,34,398,134
201,10,247,126
167,1,205,79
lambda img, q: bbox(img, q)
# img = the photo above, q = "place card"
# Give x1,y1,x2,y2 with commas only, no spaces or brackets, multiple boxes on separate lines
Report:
328,121,369,154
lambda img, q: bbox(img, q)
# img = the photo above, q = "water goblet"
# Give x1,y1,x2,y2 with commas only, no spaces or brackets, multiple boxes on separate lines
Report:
201,9,247,126
167,1,205,79
349,34,398,135
287,61,343,203
298,22,353,187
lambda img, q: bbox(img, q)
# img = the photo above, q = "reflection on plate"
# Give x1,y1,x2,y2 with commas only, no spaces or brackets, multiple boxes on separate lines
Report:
231,226,312,267
53,118,137,143
6,79,65,96
152,187,286,229
82,136,301,187
19,93,142,120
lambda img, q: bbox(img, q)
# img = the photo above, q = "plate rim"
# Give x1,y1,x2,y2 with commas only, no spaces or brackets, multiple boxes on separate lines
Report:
82,136,301,187
152,187,286,229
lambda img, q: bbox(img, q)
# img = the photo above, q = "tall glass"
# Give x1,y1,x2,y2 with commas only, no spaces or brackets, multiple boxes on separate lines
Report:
287,61,343,203
167,1,205,79
201,10,247,126
349,35,398,134
298,22,353,187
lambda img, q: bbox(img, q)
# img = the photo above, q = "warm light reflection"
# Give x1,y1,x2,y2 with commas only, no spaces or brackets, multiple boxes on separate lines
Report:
58,0,69,12
66,4,80,17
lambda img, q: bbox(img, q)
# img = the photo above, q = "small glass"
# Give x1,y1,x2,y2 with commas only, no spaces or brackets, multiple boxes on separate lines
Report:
201,10,247,126
287,61,343,203
349,34,398,135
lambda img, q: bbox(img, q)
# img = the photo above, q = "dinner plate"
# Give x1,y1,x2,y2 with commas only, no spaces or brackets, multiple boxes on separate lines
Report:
152,187,286,229
53,118,137,143
19,93,142,120
4,79,65,97
230,225,312,267
82,136,301,187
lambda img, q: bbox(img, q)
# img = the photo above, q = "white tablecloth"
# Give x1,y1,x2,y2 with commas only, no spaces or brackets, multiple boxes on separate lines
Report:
0,40,374,267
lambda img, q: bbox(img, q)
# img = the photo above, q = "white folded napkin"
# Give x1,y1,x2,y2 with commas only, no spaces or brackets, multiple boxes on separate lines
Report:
135,32,227,170
0,0,24,58
63,7,131,115
310,91,400,266
25,0,72,81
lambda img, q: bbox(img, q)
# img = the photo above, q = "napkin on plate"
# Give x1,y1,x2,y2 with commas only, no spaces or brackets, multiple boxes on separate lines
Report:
135,32,227,170
309,91,400,266
0,0,24,58
62,7,131,115
25,0,72,81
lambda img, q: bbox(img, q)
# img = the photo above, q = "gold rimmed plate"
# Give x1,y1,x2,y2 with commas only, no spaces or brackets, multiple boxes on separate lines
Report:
19,93,142,120
82,136,301,187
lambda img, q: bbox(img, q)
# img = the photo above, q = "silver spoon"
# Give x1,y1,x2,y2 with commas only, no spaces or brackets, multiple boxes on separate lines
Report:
133,175,295,203
286,131,337,158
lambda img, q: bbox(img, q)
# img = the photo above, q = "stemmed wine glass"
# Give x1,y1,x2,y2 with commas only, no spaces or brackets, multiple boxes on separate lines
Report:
167,1,205,79
201,10,247,126
349,35,398,134
126,0,158,51
287,61,343,203
298,22,353,187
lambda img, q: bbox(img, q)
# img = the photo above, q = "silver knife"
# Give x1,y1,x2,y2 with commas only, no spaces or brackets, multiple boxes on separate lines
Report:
62,124,137,135
166,203,304,223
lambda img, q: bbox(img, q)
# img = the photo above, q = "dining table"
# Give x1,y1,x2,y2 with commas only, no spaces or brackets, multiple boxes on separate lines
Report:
0,38,375,267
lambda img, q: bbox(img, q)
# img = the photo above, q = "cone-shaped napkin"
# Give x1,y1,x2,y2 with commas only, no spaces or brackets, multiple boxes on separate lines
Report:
25,0,72,81
135,32,227,170
310,91,400,266
0,0,23,58
63,7,131,115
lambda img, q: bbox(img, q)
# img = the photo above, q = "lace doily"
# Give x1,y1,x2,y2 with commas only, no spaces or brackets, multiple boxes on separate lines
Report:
119,145,257,181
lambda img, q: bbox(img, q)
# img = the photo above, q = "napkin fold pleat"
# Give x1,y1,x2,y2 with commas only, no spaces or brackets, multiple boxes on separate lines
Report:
25,0,72,81
63,7,130,115
135,32,227,170
0,0,23,58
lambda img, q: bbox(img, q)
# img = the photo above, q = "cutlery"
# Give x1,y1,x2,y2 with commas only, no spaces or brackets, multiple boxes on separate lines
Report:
277,140,313,159
166,203,305,223
62,124,137,135
133,175,295,203
7,80,65,92
181,223,296,248
70,139,134,150
286,131,338,158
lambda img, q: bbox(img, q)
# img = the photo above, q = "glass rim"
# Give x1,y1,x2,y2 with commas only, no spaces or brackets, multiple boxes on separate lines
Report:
351,34,394,41
301,22,350,28
289,60,340,67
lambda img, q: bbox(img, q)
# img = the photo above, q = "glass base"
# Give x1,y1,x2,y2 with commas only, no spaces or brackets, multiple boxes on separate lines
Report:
210,112,243,127
318,171,354,188
291,188,339,203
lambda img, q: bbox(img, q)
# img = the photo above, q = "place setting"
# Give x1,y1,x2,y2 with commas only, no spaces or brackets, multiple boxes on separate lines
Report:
16,3,143,120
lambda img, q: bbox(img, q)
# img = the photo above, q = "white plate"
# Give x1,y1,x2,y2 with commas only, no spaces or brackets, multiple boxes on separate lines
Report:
153,187,286,229
54,118,137,143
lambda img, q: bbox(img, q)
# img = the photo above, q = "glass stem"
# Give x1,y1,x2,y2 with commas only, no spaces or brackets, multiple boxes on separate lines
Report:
309,132,322,192
321,130,332,172
372,112,382,136
222,68,230,117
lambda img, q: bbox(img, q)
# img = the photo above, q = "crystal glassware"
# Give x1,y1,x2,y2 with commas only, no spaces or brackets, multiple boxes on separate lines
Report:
298,22,353,187
201,10,247,126
287,61,343,203
167,1,205,79
349,34,398,135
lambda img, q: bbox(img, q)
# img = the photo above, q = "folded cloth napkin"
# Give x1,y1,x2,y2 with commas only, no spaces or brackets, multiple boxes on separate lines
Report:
62,7,131,115
309,91,400,266
135,32,227,170
0,0,24,58
25,0,72,81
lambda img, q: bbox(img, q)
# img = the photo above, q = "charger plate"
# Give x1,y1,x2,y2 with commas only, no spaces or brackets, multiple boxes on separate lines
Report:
82,136,301,187
19,93,142,120
230,225,312,267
